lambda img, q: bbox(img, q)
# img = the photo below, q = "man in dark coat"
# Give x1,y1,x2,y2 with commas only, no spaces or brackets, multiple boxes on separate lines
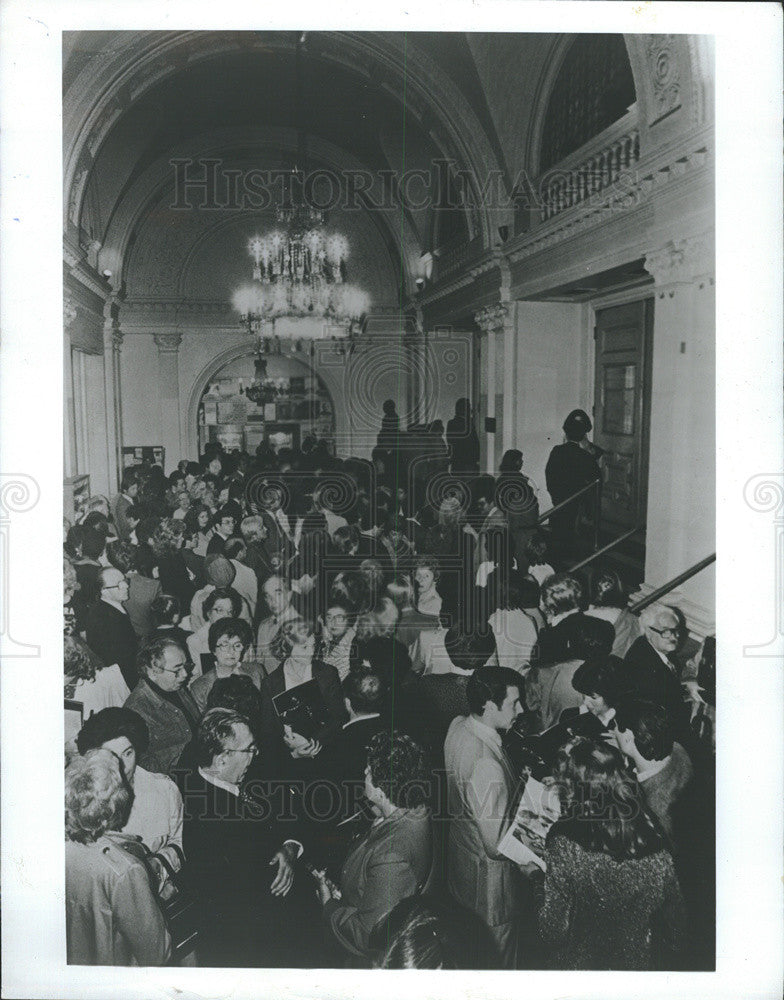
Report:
544,409,602,558
178,707,319,967
86,567,139,688
623,603,691,740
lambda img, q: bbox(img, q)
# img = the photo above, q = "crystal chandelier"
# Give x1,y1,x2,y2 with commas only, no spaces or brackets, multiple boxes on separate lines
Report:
232,177,370,338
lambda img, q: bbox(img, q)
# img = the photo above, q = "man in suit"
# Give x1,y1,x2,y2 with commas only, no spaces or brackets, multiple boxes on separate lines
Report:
315,667,387,835
124,637,200,774
178,707,311,967
444,665,525,968
623,603,690,737
544,409,602,559
86,567,140,689
206,506,239,556
110,467,140,542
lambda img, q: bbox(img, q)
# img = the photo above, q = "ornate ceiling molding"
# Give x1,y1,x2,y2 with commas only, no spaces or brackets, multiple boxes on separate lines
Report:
63,30,503,250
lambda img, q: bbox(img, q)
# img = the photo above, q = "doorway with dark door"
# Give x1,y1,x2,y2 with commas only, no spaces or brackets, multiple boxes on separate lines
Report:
592,297,653,585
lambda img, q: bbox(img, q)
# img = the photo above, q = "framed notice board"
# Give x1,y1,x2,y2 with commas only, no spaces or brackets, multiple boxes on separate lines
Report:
122,446,165,469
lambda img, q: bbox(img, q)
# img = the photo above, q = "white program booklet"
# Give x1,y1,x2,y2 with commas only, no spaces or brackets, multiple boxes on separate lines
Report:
498,776,561,871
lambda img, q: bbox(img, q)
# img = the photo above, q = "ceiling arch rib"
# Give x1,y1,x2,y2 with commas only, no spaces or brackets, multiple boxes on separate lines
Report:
64,31,505,252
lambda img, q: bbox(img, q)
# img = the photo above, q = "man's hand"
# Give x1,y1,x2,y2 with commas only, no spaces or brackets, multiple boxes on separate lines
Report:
284,726,321,758
312,869,336,906
269,847,296,897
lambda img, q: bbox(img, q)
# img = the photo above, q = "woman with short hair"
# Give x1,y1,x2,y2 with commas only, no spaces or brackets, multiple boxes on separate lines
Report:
263,618,345,752
315,731,433,962
535,573,587,666
539,737,686,969
65,749,171,966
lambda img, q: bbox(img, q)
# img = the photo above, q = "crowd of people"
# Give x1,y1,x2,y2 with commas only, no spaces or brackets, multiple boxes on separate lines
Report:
63,401,716,970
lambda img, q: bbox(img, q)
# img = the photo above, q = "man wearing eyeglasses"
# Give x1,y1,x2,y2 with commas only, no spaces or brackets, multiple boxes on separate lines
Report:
180,708,308,967
85,567,140,689
124,637,200,775
623,603,690,737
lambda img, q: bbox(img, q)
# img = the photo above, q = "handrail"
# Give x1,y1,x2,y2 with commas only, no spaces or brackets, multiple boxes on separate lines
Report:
628,553,716,615
569,523,646,573
535,478,601,526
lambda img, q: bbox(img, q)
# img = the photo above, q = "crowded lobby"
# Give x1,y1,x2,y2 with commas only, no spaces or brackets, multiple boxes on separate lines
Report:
59,28,717,972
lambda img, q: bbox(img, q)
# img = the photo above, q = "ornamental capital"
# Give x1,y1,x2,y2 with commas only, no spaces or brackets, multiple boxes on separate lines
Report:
474,302,509,334
644,234,713,287
154,332,183,353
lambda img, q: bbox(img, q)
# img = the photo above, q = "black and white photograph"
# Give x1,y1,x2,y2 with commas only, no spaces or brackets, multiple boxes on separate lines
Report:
1,2,782,998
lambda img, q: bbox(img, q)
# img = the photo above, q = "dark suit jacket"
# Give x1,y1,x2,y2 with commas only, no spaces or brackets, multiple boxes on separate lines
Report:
317,715,387,823
86,600,139,689
178,767,310,967
623,636,689,734
545,442,602,506
261,658,346,745
533,611,587,668
157,553,196,611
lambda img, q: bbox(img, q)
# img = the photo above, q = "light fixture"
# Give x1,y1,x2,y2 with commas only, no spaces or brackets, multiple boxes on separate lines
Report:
232,33,370,347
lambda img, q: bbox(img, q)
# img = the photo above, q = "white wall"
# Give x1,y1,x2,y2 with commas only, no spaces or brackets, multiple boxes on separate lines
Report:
512,301,590,503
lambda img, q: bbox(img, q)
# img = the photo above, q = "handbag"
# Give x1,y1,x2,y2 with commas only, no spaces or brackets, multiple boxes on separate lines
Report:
108,833,200,963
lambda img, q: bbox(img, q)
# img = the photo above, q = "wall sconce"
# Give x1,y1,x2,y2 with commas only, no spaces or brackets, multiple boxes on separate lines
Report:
498,225,509,243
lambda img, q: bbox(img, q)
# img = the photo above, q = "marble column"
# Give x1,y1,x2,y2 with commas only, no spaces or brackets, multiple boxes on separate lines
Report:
642,233,715,629
154,333,183,473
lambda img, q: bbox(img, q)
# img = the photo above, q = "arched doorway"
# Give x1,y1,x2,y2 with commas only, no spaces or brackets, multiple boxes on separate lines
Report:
195,351,337,459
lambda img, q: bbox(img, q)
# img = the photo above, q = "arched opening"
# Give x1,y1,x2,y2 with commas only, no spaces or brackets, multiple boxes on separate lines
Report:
539,34,636,172
195,350,337,459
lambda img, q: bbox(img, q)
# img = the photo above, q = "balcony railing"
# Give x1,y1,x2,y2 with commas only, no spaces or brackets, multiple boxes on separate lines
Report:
536,106,641,222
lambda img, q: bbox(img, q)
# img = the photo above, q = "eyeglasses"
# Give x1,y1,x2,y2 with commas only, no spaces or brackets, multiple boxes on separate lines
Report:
215,641,245,652
231,745,258,757
159,665,188,677
325,614,347,623
649,625,678,638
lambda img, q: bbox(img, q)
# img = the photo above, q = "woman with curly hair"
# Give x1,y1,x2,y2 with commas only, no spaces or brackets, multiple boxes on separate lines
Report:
152,517,196,610
539,736,687,970
315,731,433,962
65,749,170,965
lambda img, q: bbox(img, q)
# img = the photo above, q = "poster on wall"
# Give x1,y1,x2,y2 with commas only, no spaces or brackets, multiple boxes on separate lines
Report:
64,474,90,523
122,446,165,468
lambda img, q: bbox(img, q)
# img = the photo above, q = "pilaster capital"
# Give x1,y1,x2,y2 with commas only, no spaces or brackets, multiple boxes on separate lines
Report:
63,296,78,329
154,332,183,354
474,302,509,335
643,233,714,287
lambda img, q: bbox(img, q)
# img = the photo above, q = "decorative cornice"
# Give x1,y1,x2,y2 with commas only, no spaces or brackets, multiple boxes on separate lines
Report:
153,332,183,353
644,233,713,286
